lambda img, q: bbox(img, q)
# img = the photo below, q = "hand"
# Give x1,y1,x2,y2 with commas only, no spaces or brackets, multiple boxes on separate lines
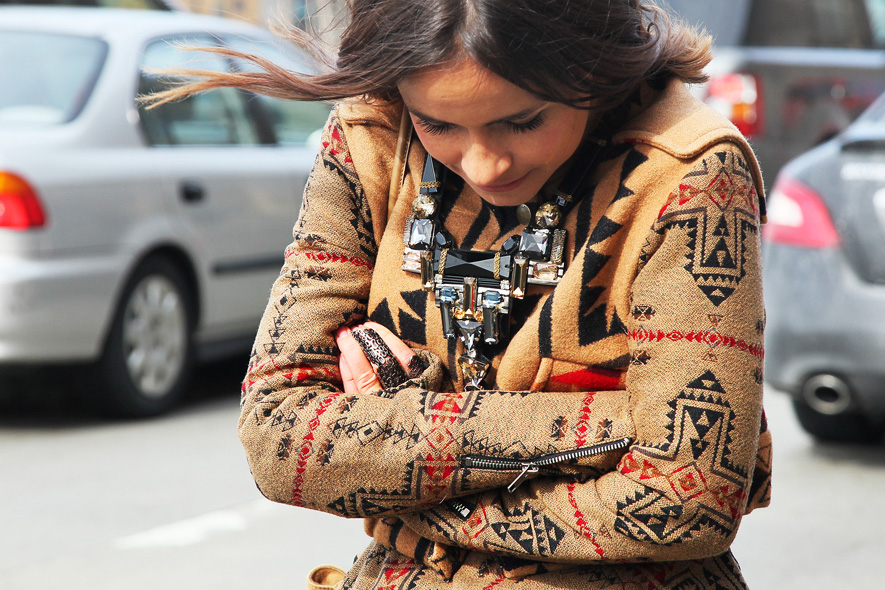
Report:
335,322,417,395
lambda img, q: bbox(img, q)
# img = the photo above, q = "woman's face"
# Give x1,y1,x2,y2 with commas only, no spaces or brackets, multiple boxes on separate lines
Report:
398,58,591,207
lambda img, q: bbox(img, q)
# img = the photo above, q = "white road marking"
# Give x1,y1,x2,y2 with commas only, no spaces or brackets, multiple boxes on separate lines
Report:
114,502,274,549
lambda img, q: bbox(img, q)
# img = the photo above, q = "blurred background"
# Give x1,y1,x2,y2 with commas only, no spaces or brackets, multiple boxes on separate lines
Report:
3,0,885,588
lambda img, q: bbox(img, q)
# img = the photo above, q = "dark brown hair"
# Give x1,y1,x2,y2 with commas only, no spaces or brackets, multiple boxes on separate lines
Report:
156,0,711,110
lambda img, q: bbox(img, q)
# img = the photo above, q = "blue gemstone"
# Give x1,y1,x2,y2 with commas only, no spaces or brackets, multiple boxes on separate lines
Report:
482,291,502,306
440,286,458,302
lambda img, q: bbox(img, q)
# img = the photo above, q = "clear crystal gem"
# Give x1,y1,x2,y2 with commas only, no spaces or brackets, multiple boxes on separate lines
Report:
402,249,421,271
519,230,549,260
409,218,435,248
533,261,560,281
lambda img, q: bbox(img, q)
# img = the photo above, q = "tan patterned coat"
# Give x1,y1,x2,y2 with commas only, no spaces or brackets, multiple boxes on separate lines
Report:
239,78,773,590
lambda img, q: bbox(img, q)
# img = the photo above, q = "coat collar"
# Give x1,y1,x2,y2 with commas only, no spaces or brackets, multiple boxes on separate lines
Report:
613,78,766,204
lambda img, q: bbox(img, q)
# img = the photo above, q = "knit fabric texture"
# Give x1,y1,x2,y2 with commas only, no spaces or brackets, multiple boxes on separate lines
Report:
239,78,772,590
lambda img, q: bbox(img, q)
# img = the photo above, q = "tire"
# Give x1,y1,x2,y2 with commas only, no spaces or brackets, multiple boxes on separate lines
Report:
95,257,195,417
791,397,883,444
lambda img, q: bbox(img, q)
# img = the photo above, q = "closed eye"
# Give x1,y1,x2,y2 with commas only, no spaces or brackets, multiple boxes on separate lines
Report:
504,112,546,134
413,110,546,136
415,117,453,136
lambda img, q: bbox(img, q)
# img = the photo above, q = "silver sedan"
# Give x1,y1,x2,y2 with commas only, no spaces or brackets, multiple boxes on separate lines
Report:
0,6,330,416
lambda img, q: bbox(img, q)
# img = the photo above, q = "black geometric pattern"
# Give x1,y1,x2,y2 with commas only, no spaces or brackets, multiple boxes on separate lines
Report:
652,151,760,306
576,146,646,347
487,504,566,556
399,290,429,346
614,370,748,545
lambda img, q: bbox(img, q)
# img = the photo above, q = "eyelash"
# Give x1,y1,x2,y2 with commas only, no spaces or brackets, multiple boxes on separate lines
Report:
416,113,546,136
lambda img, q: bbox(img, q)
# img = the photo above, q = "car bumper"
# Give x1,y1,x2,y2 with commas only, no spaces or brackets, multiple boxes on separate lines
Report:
763,244,885,415
0,251,126,363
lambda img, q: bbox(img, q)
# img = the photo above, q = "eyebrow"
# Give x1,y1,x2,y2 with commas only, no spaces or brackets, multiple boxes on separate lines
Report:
407,105,546,127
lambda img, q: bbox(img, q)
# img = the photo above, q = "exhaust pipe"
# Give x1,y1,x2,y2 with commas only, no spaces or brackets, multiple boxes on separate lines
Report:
802,374,853,416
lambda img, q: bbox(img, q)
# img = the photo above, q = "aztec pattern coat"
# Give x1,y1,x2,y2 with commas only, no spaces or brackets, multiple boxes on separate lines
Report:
239,78,773,590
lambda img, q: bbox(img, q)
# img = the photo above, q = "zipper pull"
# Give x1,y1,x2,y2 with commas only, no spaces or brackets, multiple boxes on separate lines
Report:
507,462,539,493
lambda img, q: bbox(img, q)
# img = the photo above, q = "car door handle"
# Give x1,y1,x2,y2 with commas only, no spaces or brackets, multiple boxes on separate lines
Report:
180,181,205,203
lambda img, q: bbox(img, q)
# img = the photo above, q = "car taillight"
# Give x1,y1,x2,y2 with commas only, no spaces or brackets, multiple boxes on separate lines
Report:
762,175,839,248
705,73,763,138
0,171,47,230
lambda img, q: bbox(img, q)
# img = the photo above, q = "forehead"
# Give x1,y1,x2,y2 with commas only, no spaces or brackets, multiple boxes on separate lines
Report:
398,58,544,122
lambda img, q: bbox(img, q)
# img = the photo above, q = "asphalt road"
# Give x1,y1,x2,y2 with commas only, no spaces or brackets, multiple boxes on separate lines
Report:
2,360,883,589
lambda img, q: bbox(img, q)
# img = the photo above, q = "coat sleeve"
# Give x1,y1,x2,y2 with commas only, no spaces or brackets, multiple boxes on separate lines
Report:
396,143,767,564
239,108,635,517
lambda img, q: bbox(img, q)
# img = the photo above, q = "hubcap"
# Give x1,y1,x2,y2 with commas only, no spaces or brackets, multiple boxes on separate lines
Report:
121,274,187,398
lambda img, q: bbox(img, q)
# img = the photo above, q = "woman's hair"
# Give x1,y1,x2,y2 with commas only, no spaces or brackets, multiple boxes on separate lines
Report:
157,0,711,110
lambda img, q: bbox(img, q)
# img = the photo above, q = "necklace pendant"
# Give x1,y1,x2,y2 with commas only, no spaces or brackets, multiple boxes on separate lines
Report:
516,203,533,226
419,250,434,290
438,286,458,339
481,290,504,345
459,351,490,391
512,256,529,299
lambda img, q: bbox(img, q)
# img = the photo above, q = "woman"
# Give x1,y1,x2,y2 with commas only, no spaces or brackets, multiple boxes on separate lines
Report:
184,1,772,588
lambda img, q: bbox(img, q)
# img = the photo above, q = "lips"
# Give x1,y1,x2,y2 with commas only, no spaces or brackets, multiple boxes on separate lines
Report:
475,173,529,193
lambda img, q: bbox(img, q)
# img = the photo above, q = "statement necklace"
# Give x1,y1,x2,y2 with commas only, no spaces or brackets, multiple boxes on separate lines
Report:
401,142,604,389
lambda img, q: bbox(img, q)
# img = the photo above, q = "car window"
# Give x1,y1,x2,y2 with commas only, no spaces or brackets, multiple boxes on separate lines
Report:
1,0,170,8
0,31,107,126
138,35,261,146
659,0,751,48
743,0,875,48
221,35,331,145
663,0,885,49
867,0,885,47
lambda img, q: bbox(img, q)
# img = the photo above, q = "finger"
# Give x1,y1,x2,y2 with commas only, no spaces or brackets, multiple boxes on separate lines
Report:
335,327,383,394
351,326,408,388
363,322,425,378
338,353,357,395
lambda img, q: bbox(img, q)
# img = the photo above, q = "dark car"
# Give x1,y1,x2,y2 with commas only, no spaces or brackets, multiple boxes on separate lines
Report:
762,92,885,443
665,0,885,187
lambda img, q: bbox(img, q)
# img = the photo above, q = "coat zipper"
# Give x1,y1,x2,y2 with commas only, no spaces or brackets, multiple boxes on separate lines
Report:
462,437,632,493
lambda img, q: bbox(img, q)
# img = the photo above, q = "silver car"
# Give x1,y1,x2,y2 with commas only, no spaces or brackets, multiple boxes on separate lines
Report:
0,7,330,416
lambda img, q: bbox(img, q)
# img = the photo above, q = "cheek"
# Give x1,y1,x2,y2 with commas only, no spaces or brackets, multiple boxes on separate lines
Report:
412,129,462,170
522,124,583,166
545,113,589,160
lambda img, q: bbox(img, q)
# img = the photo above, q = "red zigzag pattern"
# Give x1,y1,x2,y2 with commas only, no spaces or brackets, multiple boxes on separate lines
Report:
629,329,764,360
292,393,343,506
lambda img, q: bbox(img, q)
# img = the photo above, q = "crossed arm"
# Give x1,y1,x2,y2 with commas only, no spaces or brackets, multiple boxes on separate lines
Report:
239,113,766,569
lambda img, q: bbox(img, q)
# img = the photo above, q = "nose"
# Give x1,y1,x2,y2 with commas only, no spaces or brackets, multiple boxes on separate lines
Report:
460,139,512,187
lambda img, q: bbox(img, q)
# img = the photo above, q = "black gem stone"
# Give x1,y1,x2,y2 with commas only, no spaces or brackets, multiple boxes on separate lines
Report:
442,250,512,279
501,235,520,254
435,231,453,248
519,230,549,260
456,319,483,350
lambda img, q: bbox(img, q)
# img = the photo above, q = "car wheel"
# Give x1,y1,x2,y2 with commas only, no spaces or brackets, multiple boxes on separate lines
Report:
96,257,195,417
791,376,883,444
